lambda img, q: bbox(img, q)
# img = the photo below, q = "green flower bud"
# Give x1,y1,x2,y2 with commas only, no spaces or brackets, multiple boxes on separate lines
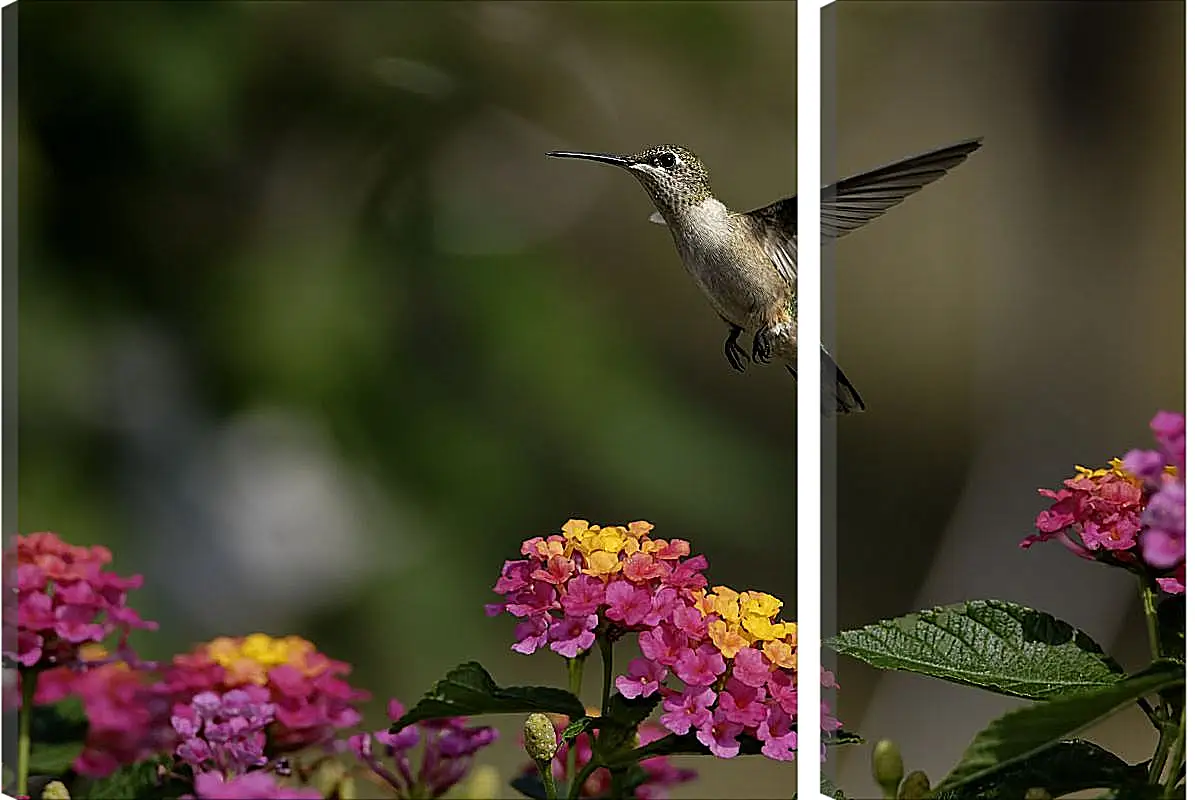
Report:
42,781,71,800
871,738,905,797
1024,789,1052,800
523,713,560,766
897,770,931,799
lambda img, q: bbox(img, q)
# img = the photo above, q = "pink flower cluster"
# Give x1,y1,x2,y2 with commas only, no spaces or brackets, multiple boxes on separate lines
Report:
68,661,175,778
1123,410,1186,592
173,688,322,800
518,716,697,800
188,771,322,800
489,520,799,761
821,667,842,759
1022,412,1186,594
173,688,275,775
155,634,369,754
350,699,498,799
7,532,156,670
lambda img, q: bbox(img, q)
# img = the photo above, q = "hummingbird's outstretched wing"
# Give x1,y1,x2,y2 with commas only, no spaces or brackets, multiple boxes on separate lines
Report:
742,196,796,286
743,137,982,287
820,137,983,243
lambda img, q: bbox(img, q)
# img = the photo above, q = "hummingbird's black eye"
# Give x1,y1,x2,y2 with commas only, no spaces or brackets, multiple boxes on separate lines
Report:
657,152,677,169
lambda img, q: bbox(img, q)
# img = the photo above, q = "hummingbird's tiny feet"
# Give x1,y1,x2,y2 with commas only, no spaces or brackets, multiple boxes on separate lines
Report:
723,326,748,372
751,328,773,365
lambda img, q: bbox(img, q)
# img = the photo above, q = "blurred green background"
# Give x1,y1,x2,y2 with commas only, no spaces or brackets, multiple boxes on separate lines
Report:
823,2,1183,797
17,1,797,797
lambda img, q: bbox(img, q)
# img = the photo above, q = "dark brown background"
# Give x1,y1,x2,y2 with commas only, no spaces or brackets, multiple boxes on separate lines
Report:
823,2,1184,796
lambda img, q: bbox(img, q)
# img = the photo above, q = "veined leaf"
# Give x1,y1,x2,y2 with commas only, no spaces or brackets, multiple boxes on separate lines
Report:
934,661,1183,795
390,661,586,732
826,600,1123,700
933,739,1151,799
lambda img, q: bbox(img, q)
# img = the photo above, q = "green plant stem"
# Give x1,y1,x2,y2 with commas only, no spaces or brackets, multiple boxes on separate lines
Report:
599,635,614,718
609,766,628,800
1139,698,1166,732
568,760,601,800
1149,720,1177,784
565,656,586,793
1140,574,1177,789
566,653,586,706
1141,575,1162,662
17,668,38,798
537,759,559,800
1162,707,1186,798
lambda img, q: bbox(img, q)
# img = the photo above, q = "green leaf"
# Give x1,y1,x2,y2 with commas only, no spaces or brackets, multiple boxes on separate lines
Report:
561,716,597,741
31,697,89,745
28,741,85,777
80,756,188,800
27,698,90,777
932,739,1151,799
606,693,661,730
389,662,586,732
934,661,1184,795
820,773,850,799
825,600,1124,700
825,729,864,748
596,694,662,755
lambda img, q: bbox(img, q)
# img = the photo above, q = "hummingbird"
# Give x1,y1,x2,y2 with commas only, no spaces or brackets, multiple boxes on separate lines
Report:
547,137,983,415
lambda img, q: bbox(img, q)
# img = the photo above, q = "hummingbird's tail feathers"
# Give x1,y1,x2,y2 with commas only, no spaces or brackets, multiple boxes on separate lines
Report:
785,349,866,416
820,137,983,243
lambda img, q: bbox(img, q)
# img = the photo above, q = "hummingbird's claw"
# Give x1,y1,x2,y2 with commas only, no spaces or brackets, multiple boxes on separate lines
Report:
723,326,748,373
751,328,773,365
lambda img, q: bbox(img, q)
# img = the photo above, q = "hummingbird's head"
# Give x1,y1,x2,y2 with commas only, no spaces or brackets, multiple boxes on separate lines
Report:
546,144,712,219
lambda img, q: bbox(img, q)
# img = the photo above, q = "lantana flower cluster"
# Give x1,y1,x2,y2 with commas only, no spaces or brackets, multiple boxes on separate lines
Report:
1123,410,1185,592
172,687,323,800
488,520,803,762
518,714,697,800
156,633,369,753
1022,411,1186,594
11,532,502,799
349,699,498,799
70,660,175,778
173,688,275,776
7,532,156,670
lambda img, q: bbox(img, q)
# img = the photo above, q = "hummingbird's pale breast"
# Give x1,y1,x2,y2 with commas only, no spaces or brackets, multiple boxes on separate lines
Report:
665,198,793,341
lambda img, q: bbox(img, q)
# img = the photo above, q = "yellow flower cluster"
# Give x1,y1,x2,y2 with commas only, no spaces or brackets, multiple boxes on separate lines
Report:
695,586,796,669
1074,458,1177,484
546,519,675,577
206,633,322,685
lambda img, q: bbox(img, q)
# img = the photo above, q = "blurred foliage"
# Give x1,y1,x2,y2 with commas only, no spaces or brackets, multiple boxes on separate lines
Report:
17,2,797,796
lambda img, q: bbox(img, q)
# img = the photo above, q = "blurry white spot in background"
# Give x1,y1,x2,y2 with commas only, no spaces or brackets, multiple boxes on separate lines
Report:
373,57,455,99
100,325,418,632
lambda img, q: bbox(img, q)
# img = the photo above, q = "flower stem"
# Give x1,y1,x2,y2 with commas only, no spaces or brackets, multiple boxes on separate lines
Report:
1148,719,1177,784
1140,575,1162,662
567,760,600,800
609,766,628,800
565,655,586,792
536,759,559,800
599,634,614,719
567,654,586,699
17,668,39,798
1162,707,1186,798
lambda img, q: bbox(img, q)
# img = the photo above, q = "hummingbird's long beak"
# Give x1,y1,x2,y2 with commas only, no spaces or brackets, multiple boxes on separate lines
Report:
546,151,632,168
